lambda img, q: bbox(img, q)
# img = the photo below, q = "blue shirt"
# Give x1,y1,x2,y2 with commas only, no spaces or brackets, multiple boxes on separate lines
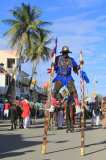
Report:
53,55,78,86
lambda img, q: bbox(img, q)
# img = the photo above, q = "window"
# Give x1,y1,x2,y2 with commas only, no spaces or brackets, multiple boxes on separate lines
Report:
7,58,15,68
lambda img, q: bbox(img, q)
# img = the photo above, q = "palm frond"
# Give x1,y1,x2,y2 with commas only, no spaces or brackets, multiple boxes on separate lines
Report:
3,3,52,62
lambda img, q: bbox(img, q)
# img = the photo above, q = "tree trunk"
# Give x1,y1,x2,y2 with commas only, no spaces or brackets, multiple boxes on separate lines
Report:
6,46,22,102
29,60,37,89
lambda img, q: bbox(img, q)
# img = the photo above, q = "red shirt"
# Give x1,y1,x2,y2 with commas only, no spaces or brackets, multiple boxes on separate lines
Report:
4,103,11,110
21,100,31,118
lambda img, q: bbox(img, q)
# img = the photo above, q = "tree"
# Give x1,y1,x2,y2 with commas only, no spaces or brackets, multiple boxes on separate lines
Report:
2,3,51,99
28,29,52,88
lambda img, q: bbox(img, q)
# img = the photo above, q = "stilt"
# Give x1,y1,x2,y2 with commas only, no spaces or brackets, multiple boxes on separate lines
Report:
41,65,55,154
80,50,85,156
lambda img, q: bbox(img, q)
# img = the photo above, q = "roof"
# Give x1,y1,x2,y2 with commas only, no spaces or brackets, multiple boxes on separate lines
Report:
0,50,18,58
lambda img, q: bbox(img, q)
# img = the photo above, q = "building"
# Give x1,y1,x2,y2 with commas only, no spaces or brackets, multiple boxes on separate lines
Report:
0,50,19,94
16,70,30,97
0,50,47,100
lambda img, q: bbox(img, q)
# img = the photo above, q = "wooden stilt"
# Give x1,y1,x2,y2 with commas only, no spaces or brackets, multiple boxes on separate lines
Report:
41,66,54,154
41,110,49,154
80,50,85,156
41,38,57,154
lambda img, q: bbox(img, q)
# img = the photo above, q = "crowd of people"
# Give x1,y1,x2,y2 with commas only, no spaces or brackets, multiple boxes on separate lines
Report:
0,97,44,130
45,94,106,132
0,95,106,131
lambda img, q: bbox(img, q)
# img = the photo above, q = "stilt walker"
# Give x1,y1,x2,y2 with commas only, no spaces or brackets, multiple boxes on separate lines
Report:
41,38,57,154
80,50,85,156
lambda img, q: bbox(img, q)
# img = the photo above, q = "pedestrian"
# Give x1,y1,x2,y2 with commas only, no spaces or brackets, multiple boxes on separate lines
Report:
91,97,100,127
56,94,64,129
21,98,31,129
30,101,36,125
10,100,18,130
16,98,23,129
3,99,11,119
91,100,96,126
44,94,59,130
0,99,4,119
101,97,106,129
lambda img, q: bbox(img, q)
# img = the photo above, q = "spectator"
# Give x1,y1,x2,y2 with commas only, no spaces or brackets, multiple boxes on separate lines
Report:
3,99,11,119
21,98,31,129
10,100,18,130
0,100,4,119
91,98,100,127
16,98,23,128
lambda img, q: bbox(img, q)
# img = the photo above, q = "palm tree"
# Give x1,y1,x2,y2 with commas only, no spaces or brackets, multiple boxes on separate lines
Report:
2,3,51,100
28,29,52,89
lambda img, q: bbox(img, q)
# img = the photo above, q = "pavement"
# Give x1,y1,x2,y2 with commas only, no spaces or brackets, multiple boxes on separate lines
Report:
0,119,106,160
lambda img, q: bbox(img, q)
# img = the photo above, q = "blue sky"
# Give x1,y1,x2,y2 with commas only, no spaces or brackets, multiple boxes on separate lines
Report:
0,0,106,96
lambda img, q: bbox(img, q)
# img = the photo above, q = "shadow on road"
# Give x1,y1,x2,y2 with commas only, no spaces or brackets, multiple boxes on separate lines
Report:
0,133,41,159
85,140,106,155
86,140,106,147
26,133,56,139
85,147,106,156
46,140,106,155
46,146,80,154
0,150,35,159
55,140,69,143
30,124,44,129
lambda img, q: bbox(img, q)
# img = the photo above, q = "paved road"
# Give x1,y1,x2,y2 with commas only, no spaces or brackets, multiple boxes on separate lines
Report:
0,120,106,160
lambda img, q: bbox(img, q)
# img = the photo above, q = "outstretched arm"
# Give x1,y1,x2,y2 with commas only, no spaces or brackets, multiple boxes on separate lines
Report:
71,57,80,74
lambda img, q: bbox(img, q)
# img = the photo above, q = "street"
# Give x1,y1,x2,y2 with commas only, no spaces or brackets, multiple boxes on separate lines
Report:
0,120,106,160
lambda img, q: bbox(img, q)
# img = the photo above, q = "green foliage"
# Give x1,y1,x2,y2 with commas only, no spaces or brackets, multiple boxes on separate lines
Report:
2,3,52,98
2,3,52,62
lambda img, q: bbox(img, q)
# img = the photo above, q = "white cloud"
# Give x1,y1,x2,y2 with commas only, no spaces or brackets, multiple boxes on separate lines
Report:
52,13,106,35
49,12,106,56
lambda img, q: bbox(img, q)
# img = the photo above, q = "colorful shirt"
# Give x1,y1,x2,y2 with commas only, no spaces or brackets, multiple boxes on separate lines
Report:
53,55,78,86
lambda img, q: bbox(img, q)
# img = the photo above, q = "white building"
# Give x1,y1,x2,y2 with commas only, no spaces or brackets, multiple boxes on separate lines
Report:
0,50,39,99
0,50,18,94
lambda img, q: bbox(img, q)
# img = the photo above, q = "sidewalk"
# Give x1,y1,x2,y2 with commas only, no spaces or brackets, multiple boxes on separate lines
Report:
0,120,106,160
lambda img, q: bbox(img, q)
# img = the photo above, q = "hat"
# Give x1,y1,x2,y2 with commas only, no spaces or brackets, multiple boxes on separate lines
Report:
5,99,8,102
60,46,72,53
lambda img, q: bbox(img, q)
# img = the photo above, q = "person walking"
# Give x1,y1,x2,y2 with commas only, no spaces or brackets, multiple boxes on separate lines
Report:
16,98,23,129
91,97,100,127
10,100,18,130
0,100,4,119
3,99,11,119
21,98,31,129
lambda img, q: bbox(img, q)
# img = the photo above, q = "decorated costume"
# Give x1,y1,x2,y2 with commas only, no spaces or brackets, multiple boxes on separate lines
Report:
53,46,80,109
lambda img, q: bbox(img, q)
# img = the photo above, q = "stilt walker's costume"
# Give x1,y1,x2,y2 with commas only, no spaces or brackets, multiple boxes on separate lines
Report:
53,46,80,112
